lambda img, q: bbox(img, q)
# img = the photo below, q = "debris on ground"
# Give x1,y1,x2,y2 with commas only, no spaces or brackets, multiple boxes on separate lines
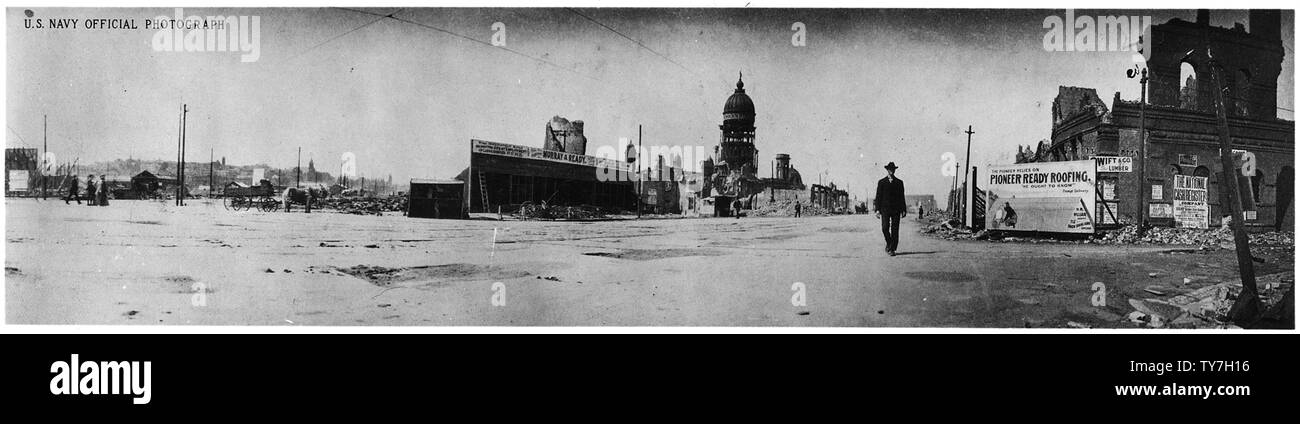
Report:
319,195,408,216
1133,271,1294,329
1098,224,1294,251
750,200,833,217
516,202,609,220
921,219,975,240
922,218,1293,254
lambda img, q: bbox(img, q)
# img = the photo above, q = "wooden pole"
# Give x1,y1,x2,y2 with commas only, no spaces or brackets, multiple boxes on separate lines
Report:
180,104,188,206
963,125,974,225
176,106,183,205
1138,68,1149,226
638,124,643,219
42,114,47,199
1207,54,1260,323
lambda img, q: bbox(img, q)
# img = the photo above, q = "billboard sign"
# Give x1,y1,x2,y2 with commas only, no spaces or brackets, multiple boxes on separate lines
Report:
1172,175,1208,228
985,160,1096,233
472,139,629,173
1093,156,1132,172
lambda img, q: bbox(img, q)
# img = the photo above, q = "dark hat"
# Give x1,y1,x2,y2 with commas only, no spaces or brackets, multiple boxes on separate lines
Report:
884,162,898,170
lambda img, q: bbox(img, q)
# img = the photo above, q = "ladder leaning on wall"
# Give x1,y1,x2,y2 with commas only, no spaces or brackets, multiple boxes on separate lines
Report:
478,171,489,213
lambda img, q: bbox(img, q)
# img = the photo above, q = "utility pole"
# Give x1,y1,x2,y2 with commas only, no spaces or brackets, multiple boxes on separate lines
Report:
963,125,974,225
296,147,302,187
42,114,47,199
951,161,959,219
175,106,182,205
1138,68,1149,227
1203,49,1259,323
209,148,214,198
637,124,643,219
179,104,188,206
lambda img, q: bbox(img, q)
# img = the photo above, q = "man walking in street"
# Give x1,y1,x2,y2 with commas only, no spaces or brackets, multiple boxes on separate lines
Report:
64,174,81,205
874,162,906,256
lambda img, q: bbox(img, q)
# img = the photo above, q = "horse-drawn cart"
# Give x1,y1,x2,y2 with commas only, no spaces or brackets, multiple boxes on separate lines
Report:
223,183,279,212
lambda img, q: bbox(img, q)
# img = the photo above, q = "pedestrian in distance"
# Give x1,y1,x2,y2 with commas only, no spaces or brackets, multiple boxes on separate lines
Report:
874,162,906,256
64,174,82,205
97,175,109,206
85,174,97,206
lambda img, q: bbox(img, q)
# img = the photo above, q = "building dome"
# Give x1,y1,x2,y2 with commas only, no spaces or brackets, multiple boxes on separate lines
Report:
723,73,755,125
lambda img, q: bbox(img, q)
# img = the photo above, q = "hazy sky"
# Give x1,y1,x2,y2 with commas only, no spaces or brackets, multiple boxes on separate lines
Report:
6,8,1294,200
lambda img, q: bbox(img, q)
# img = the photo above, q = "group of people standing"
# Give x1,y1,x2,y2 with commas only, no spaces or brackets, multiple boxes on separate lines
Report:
63,174,109,206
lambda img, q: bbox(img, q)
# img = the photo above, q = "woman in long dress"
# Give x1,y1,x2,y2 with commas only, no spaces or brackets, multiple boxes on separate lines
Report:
97,175,109,206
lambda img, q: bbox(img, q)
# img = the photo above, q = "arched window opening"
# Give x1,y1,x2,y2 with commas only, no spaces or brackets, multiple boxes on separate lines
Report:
1235,69,1252,116
1178,62,1199,109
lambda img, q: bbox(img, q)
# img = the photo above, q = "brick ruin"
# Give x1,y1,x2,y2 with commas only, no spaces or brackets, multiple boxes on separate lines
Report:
1016,10,1293,230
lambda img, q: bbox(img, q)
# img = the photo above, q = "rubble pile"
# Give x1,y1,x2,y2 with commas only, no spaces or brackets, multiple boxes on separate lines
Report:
1132,272,1295,329
921,220,978,240
320,196,408,216
750,200,831,217
516,203,607,220
1098,224,1295,248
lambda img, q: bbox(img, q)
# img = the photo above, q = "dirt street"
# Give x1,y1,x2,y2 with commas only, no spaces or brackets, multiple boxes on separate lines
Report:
4,198,1288,327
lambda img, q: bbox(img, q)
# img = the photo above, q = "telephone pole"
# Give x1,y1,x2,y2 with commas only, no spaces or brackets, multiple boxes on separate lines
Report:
951,161,959,220
1138,68,1149,227
209,148,214,197
637,124,643,219
175,106,182,205
179,104,188,206
1203,48,1259,323
296,147,302,187
963,125,974,225
42,114,48,199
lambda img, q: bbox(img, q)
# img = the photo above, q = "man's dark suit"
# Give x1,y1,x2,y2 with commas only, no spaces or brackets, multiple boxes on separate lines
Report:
874,176,906,253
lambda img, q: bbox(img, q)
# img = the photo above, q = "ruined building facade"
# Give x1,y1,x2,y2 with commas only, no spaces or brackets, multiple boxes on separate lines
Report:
702,74,805,212
1017,10,1293,230
543,116,588,156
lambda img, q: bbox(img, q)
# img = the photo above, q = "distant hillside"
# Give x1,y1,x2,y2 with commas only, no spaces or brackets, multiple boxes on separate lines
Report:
72,158,337,188
68,157,399,194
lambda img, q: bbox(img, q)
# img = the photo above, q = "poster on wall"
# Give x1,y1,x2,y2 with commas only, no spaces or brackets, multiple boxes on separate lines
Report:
1173,175,1209,229
1096,201,1119,225
985,160,1097,233
8,170,29,191
1149,203,1173,219
1100,179,1116,201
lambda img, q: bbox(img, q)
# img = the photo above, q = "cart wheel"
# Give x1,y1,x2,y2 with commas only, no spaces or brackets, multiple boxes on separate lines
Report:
222,196,232,210
237,196,252,211
261,197,279,212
